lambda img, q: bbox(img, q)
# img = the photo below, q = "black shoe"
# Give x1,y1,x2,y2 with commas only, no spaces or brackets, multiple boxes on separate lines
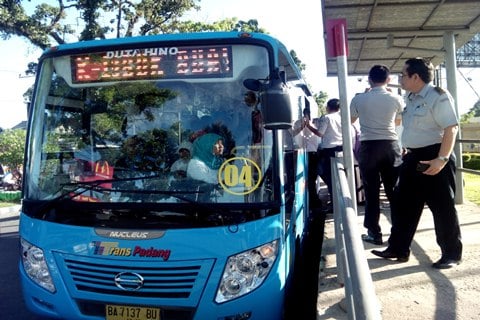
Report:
371,248,409,262
432,258,461,269
361,233,383,245
321,203,333,214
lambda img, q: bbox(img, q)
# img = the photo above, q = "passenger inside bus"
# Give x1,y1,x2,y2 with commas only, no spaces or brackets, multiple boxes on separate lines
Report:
187,133,225,184
170,141,192,179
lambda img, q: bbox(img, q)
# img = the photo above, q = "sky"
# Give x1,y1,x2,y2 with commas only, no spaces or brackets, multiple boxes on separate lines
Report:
0,0,479,129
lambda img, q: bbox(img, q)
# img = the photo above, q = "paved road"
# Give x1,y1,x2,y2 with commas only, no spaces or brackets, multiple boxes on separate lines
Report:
317,201,480,320
0,205,50,319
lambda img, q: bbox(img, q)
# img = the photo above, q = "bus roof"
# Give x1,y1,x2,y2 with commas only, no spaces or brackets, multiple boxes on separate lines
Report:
42,32,286,57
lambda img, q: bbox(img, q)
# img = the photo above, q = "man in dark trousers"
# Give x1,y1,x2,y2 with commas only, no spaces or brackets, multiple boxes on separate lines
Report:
350,65,404,245
372,57,462,269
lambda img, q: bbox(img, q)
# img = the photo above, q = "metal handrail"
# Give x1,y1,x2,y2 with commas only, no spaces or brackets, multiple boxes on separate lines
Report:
457,139,480,176
458,139,480,143
331,157,382,320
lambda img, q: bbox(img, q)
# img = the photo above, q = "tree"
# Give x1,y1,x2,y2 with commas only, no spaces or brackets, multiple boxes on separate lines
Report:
473,100,480,117
2,0,318,116
314,91,329,115
460,99,480,123
290,50,305,71
287,49,329,115
0,0,200,48
0,129,26,170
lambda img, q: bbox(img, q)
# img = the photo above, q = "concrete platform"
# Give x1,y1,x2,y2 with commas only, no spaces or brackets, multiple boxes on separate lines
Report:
317,200,480,319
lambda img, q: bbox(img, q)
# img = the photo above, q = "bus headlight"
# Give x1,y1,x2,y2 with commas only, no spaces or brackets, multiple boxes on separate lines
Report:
215,240,278,303
20,238,56,293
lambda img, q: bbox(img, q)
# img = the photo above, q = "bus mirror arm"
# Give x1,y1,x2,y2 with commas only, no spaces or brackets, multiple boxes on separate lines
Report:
243,78,262,92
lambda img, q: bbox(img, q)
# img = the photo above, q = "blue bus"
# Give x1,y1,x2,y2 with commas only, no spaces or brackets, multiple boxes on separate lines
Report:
19,31,320,320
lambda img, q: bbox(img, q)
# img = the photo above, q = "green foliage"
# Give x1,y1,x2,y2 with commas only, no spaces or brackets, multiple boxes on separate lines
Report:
460,100,480,123
0,129,26,169
290,50,305,71
472,100,480,117
463,153,480,170
78,0,109,41
460,110,474,123
0,0,61,49
0,1,270,51
314,91,329,115
109,0,200,36
169,18,266,33
0,0,200,48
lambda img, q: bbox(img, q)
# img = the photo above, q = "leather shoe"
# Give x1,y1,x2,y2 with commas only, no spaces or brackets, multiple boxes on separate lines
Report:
432,258,461,269
361,233,383,245
371,248,409,262
321,202,333,214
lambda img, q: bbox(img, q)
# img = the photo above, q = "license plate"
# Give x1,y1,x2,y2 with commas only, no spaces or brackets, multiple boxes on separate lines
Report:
105,304,161,320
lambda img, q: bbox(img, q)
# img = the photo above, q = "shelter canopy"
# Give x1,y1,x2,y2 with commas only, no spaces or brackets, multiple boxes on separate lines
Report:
322,0,480,75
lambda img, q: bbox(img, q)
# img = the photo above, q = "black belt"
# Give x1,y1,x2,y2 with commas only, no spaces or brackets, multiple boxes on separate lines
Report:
406,143,440,153
320,145,342,151
405,144,441,158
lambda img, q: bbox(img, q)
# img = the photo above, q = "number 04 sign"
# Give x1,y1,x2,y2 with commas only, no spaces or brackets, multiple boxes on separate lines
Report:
218,157,262,195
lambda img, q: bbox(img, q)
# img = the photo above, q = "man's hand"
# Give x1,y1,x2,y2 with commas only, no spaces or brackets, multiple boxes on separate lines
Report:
420,158,446,175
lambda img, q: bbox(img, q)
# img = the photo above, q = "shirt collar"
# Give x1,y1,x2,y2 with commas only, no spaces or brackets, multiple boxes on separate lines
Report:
407,83,433,100
370,86,387,92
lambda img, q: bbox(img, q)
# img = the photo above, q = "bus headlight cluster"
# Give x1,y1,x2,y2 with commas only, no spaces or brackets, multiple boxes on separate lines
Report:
215,240,278,303
20,238,56,293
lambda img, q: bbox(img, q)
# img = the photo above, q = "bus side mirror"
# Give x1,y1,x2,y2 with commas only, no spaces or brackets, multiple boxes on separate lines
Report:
260,76,292,130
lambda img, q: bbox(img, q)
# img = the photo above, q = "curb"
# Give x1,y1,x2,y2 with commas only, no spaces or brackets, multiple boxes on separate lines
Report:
0,205,21,219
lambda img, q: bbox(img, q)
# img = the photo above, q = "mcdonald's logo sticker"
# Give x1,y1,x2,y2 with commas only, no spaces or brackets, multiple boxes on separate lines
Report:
95,161,112,179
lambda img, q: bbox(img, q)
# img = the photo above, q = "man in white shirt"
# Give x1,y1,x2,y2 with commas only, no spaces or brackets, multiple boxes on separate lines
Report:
306,99,343,211
293,108,322,209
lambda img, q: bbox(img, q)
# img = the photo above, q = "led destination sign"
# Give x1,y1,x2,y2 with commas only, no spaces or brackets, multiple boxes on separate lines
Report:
71,45,233,83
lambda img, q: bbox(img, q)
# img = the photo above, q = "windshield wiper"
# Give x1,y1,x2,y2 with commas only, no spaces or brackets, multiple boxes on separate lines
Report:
106,188,206,203
36,174,218,217
33,174,163,216
33,179,112,218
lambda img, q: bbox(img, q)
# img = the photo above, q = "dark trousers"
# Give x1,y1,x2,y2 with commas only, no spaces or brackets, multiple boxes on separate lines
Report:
307,152,321,209
318,146,343,199
388,144,462,260
358,140,401,236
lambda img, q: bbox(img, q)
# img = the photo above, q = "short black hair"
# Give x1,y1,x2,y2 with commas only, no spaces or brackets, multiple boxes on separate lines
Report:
368,64,390,83
326,98,340,111
404,57,434,83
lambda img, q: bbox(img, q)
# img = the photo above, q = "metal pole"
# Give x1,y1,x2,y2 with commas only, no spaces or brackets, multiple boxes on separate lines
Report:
334,23,357,210
443,31,464,204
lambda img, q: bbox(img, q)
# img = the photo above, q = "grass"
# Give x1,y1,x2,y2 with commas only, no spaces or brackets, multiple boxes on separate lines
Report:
0,199,20,208
464,172,480,206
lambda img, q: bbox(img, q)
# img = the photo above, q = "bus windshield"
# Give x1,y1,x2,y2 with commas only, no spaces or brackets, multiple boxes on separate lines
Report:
25,43,276,206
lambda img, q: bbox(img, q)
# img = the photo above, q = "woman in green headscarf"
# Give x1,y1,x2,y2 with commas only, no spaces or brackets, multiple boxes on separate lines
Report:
187,133,225,184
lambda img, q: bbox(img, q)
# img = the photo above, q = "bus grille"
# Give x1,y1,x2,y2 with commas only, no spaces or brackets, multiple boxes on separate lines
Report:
58,254,214,302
